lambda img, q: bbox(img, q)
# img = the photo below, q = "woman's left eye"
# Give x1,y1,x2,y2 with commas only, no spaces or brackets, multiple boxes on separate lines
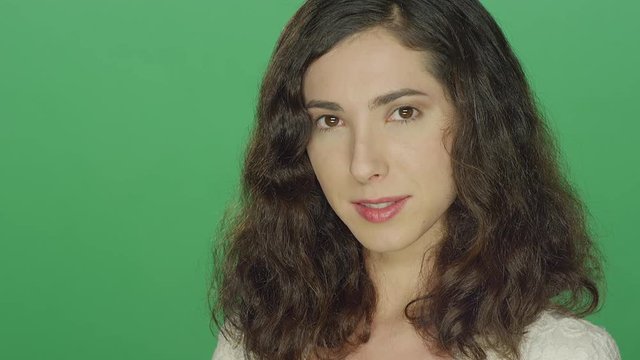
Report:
390,106,421,123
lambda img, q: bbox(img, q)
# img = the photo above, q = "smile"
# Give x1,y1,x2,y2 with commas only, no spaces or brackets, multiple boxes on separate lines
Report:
353,196,409,223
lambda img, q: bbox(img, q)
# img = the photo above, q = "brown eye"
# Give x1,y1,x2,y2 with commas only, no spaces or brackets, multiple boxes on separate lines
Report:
316,115,342,131
390,106,420,123
398,106,414,119
324,115,339,126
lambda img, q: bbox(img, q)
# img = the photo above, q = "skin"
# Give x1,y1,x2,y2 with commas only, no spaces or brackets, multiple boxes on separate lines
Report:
303,27,457,359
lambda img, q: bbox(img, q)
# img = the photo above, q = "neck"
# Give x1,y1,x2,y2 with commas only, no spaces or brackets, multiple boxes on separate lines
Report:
364,220,443,326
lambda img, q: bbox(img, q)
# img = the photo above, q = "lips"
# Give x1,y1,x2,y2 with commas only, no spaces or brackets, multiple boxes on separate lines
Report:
352,196,410,223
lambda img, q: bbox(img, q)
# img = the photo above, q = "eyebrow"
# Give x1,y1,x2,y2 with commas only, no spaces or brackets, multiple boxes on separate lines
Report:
305,88,428,112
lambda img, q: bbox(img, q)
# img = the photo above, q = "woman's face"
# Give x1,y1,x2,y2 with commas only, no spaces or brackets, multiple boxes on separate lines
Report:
303,27,457,258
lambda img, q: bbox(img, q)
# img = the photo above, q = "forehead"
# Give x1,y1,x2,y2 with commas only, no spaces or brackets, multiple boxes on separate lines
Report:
302,28,443,102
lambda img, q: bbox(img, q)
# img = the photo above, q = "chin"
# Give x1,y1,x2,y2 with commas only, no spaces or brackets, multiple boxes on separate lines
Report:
345,213,443,256
360,241,412,255
352,229,418,254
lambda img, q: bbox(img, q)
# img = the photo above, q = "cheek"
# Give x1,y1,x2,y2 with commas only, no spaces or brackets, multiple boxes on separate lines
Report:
306,143,342,194
397,133,454,189
396,125,449,162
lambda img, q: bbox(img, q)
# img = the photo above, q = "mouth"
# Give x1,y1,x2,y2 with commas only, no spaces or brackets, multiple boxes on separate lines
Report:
352,196,410,223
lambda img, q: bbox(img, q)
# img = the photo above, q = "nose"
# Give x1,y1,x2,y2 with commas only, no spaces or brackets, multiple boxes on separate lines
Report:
349,127,388,184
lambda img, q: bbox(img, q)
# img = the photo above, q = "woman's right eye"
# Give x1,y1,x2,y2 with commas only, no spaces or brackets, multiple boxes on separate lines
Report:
315,115,342,132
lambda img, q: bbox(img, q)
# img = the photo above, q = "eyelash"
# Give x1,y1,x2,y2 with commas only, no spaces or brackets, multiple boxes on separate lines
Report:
314,106,421,132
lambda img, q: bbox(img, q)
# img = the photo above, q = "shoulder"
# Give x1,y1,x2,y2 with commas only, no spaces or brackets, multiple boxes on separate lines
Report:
212,325,248,360
518,310,621,360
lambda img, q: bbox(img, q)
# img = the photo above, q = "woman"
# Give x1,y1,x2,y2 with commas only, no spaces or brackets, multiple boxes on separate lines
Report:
209,0,620,359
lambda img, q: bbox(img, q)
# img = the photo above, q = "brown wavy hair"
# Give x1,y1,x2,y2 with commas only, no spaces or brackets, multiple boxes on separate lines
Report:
209,1,605,359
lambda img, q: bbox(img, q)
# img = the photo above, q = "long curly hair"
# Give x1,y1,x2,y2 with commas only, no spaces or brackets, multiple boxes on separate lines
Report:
209,1,605,359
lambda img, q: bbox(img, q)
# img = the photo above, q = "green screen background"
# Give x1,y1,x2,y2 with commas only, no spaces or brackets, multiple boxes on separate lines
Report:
1,0,637,359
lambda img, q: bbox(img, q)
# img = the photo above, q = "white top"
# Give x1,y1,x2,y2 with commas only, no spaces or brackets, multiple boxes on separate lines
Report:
211,310,621,359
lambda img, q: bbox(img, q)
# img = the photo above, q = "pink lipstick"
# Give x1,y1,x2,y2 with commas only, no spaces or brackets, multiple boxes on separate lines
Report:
352,196,409,223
